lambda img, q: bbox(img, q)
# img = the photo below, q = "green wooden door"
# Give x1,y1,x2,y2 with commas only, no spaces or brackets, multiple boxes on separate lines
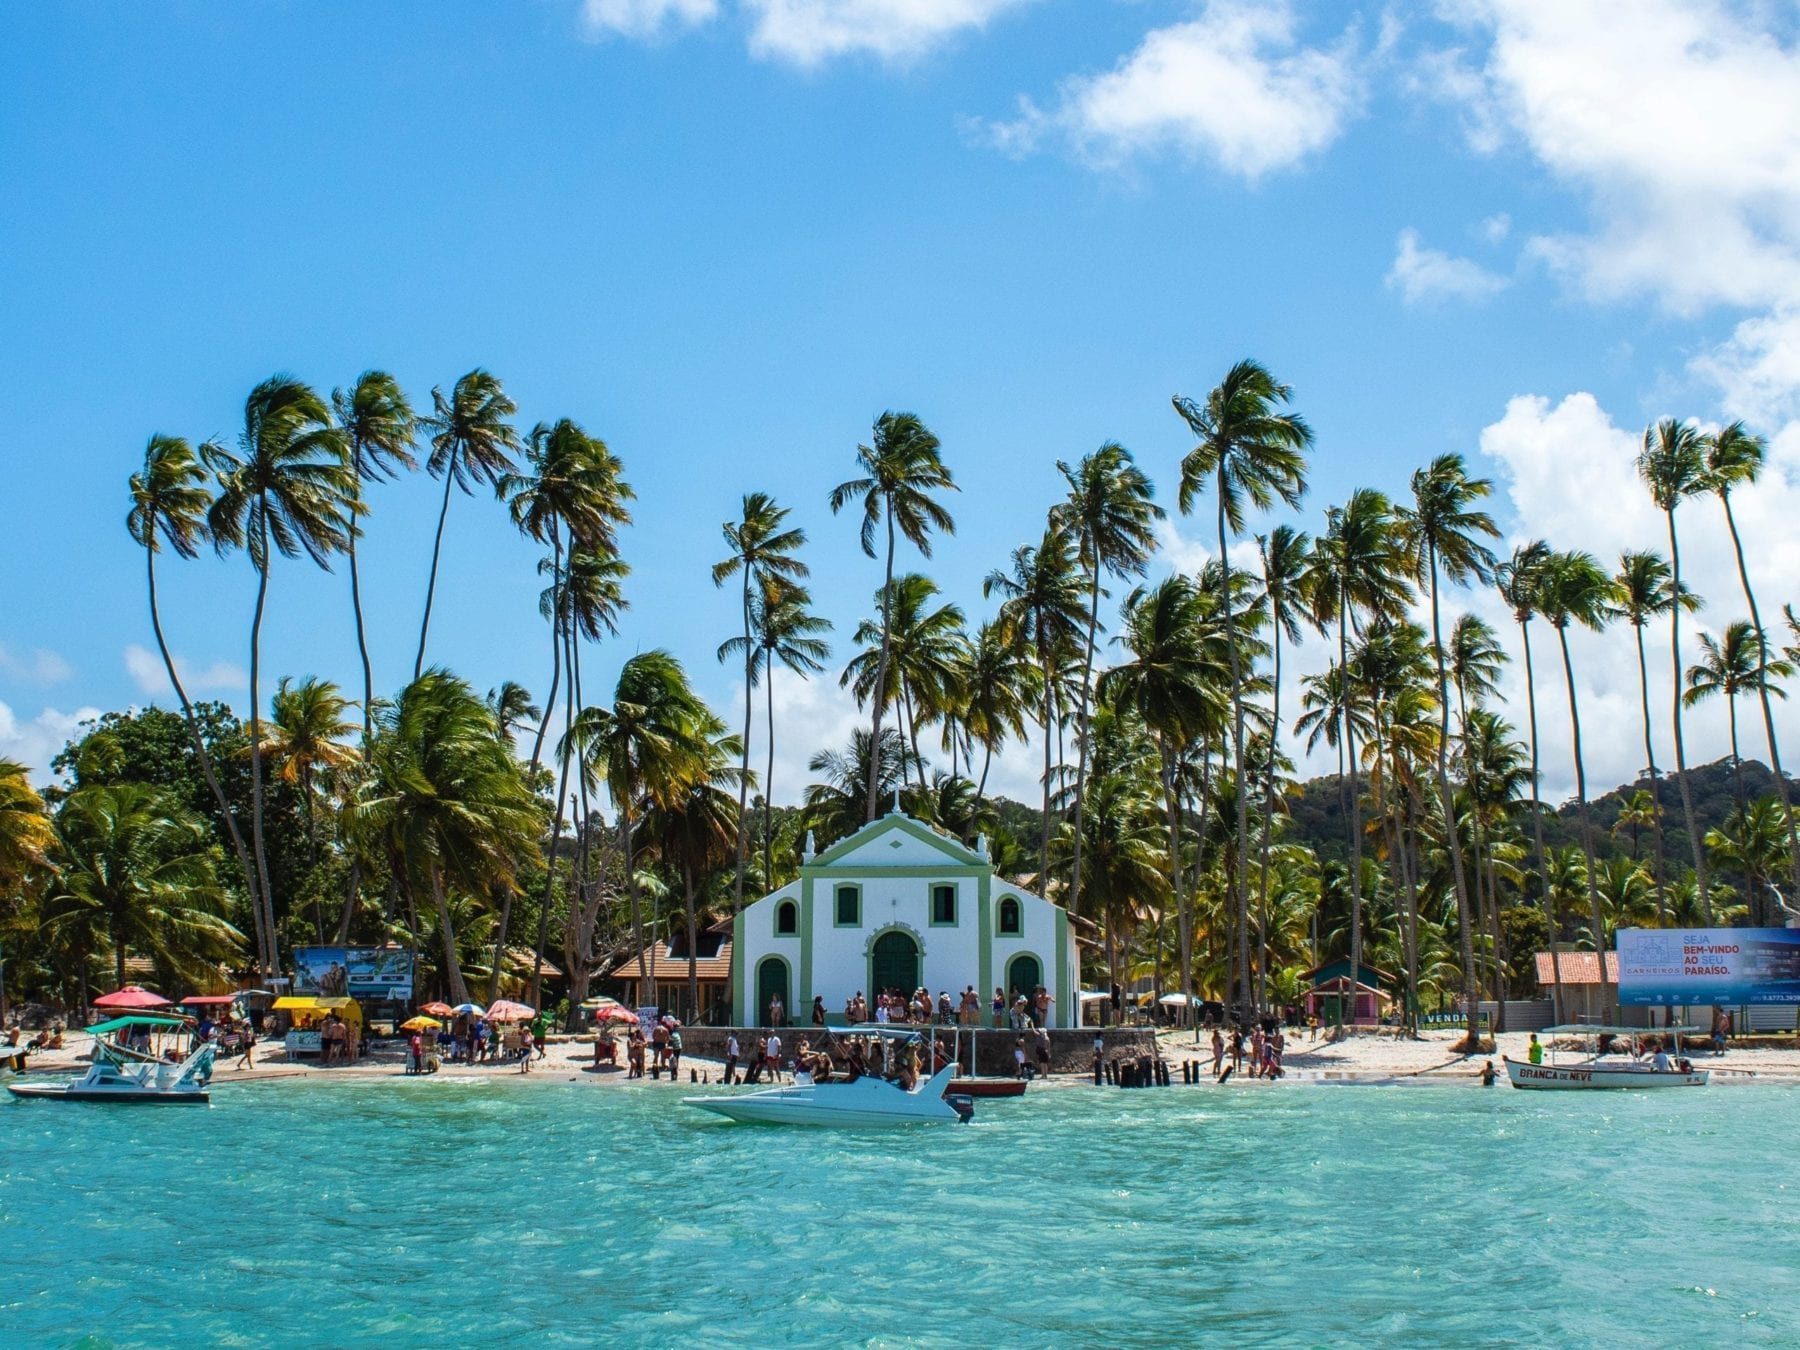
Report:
756,957,789,1025
870,931,919,997
1007,953,1042,1004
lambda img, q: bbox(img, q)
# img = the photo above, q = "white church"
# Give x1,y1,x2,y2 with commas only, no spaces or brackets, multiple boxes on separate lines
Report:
731,805,1080,1029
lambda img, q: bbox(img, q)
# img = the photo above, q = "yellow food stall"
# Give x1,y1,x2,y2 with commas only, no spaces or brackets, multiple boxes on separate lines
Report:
273,996,363,1060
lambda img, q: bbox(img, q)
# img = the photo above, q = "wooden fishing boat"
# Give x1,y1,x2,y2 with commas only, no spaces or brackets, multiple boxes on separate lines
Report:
1502,1024,1710,1091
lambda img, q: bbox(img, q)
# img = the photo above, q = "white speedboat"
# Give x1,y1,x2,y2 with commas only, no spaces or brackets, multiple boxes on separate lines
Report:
1503,1024,1710,1091
7,1020,216,1104
686,1062,972,1126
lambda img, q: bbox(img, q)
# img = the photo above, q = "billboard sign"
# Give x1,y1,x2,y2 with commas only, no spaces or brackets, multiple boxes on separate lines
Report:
1617,927,1800,1005
293,947,416,1001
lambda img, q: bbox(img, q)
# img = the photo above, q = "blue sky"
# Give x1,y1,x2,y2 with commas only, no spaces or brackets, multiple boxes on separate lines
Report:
4,1,1800,805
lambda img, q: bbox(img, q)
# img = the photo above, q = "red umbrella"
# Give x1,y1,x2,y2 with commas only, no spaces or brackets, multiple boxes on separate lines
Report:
485,999,535,1022
93,985,172,1009
419,1001,455,1017
593,1005,639,1026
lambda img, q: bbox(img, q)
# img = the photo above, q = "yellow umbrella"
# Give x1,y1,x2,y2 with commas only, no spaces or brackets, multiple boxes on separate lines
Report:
400,1015,443,1031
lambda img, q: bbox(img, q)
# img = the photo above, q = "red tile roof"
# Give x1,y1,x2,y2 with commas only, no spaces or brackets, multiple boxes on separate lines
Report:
1534,950,1619,985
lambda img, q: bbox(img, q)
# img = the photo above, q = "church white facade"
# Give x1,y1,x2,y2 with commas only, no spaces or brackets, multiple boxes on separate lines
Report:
732,807,1078,1029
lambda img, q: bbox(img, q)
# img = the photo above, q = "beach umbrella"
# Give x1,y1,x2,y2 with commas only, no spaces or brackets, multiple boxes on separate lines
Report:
1158,993,1195,1007
419,1001,455,1017
592,1005,639,1026
485,999,534,1022
448,1002,486,1017
93,985,172,1009
400,1016,443,1032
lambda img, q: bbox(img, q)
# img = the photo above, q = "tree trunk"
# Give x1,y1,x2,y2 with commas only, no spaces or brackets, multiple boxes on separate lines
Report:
146,541,267,979
1340,606,1365,1027
865,504,895,822
1039,625,1055,887
685,857,700,1023
530,618,577,1010
1427,548,1481,1046
430,865,469,1004
1518,617,1566,1019
1217,488,1253,1018
1558,625,1612,1019
414,467,456,681
1257,622,1283,1014
734,564,753,910
1665,509,1711,921
1720,491,1800,896
764,670,777,889
1632,622,1669,923
1069,545,1102,920
1162,737,1190,1023
248,514,279,979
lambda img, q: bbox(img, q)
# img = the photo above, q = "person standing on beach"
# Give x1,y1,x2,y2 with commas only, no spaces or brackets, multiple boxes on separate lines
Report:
519,1026,535,1072
1034,1026,1052,1079
992,987,1005,1029
1013,1036,1028,1080
768,992,785,1027
235,1024,257,1071
1527,1032,1544,1065
1211,1028,1225,1078
724,1031,740,1084
532,1012,549,1059
812,996,826,1028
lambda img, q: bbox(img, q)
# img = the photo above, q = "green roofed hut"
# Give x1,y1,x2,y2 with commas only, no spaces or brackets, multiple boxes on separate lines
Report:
1301,959,1394,1026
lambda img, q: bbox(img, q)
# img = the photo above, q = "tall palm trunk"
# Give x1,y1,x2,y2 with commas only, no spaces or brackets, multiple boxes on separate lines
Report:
1217,490,1253,1016
765,669,777,887
1663,509,1711,921
1161,737,1189,1021
145,540,267,977
1728,691,1745,806
526,530,563,774
1426,547,1480,1045
625,794,647,989
1556,624,1612,1018
733,567,753,910
1256,620,1284,1013
1631,620,1669,922
1069,550,1102,919
1038,623,1055,885
415,468,456,680
529,616,576,1009
1719,492,1800,893
684,851,700,1023
429,865,470,1004
248,514,279,978
865,505,895,821
1518,617,1566,1017
1339,605,1365,1025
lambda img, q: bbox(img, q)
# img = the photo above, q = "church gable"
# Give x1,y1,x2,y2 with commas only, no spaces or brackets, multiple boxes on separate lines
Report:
811,813,982,871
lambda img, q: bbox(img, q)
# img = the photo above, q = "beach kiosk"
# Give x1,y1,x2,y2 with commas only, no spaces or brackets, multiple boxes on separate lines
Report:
272,996,362,1060
1301,960,1393,1027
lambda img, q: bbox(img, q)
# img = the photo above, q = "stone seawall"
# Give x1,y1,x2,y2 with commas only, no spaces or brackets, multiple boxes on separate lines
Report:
676,1025,1158,1077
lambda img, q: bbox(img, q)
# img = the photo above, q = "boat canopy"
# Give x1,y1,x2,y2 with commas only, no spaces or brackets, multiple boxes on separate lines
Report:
85,1014,191,1035
1543,1024,1702,1036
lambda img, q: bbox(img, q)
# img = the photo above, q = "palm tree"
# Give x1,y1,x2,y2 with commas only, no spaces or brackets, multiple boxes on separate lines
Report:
1707,798,1793,927
487,682,541,745
955,618,1040,811
1052,441,1163,918
1538,550,1621,1017
1253,524,1311,1008
261,676,357,936
569,651,720,988
1704,421,1800,895
804,730,913,847
985,527,1086,883
44,784,241,989
828,412,958,820
1308,490,1410,1013
1398,453,1498,1046
331,372,417,747
0,758,53,1024
416,370,520,679
1495,541,1565,1013
127,433,265,971
1686,621,1793,805
712,493,809,911
206,375,357,979
1101,576,1225,1011
843,574,965,789
745,578,830,885
645,730,743,1021
356,671,540,1004
1612,550,1696,922
1175,361,1311,1015
1637,418,1714,920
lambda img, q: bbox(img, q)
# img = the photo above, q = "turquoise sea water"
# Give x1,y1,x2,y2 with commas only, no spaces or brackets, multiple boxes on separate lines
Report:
3,1073,1796,1348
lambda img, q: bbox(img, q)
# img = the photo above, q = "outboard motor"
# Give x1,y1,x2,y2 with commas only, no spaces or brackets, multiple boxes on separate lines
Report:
946,1093,976,1123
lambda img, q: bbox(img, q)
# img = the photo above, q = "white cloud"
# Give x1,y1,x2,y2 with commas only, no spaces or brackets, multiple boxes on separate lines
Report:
989,0,1362,178
746,0,1031,66
1425,2,1800,420
1479,212,1510,244
580,0,720,40
0,644,71,686
123,643,247,700
1386,226,1508,305
0,701,103,781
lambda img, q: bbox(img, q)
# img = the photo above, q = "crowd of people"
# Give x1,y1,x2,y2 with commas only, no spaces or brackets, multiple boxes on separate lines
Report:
826,985,1056,1030
1208,1023,1288,1082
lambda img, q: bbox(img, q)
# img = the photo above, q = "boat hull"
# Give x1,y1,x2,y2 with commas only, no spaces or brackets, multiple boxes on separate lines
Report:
1502,1056,1709,1090
687,1096,949,1126
7,1082,209,1103
948,1078,1027,1098
684,1063,966,1126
